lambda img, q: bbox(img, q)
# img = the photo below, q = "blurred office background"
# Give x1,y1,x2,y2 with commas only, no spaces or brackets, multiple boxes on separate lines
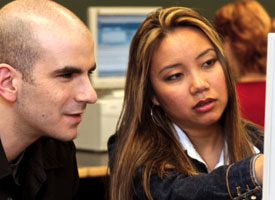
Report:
1,1,274,199
1,0,274,23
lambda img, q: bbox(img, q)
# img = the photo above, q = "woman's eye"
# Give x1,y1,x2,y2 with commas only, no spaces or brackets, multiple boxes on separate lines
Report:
166,73,183,81
202,59,216,68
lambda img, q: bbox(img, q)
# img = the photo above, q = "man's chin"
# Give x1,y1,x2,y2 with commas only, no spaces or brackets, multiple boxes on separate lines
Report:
56,130,78,142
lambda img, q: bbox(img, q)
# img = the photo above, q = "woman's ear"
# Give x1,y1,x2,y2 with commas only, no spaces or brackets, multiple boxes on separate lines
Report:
152,95,160,106
0,63,19,102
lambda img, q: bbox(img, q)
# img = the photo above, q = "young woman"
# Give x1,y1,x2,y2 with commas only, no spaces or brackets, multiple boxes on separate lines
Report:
108,7,264,200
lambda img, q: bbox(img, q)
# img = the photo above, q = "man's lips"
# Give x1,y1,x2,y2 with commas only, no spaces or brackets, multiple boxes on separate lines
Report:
67,113,83,116
193,98,217,112
65,112,84,123
65,109,85,116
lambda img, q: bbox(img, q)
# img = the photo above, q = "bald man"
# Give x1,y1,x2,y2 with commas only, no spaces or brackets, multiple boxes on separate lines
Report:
0,0,97,199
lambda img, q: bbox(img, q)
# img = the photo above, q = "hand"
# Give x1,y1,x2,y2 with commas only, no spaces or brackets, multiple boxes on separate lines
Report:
254,154,264,184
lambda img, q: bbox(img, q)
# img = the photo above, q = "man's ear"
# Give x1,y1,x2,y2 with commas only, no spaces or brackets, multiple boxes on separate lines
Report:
152,95,160,106
0,63,19,102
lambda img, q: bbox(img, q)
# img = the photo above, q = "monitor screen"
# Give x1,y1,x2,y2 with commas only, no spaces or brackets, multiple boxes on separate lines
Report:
97,15,145,78
88,7,158,89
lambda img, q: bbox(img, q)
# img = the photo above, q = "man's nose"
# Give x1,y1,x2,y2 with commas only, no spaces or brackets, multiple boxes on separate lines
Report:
76,77,97,104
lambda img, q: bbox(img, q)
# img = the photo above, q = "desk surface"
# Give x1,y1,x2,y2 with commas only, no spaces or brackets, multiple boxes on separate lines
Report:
76,150,109,178
76,150,108,167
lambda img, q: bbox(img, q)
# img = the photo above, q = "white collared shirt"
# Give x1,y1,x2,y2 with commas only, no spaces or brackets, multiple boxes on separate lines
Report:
174,124,260,172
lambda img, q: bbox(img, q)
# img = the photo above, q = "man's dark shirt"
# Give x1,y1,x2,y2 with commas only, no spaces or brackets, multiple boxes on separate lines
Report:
0,137,79,200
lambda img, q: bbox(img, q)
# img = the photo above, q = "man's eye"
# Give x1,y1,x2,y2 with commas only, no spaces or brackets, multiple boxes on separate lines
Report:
59,73,73,79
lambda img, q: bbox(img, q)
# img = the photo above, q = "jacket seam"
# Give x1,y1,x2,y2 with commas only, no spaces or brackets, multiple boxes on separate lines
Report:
226,163,234,199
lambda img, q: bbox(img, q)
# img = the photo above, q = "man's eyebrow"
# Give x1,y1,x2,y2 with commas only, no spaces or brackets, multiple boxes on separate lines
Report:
53,66,82,75
53,64,97,76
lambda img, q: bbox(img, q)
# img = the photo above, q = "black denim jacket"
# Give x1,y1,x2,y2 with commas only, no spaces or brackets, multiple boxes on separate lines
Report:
108,124,263,200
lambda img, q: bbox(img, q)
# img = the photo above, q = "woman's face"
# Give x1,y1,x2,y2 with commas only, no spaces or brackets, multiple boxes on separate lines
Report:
150,27,228,132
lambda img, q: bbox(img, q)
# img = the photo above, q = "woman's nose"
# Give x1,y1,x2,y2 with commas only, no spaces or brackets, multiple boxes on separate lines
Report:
189,73,209,95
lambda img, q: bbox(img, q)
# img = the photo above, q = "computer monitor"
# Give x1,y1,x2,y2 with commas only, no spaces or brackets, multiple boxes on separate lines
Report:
263,33,275,200
87,7,158,89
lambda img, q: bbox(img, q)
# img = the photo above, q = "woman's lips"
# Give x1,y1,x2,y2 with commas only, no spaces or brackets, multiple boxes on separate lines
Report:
193,98,217,113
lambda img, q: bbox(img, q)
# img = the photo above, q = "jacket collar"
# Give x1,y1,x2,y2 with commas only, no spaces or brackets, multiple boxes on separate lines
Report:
0,137,64,198
0,139,12,179
20,138,64,198
174,124,260,171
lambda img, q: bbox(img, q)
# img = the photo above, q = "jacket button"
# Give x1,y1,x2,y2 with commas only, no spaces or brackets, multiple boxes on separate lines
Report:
250,195,257,200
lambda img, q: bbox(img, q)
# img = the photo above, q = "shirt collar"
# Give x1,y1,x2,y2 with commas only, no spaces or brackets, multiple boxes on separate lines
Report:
9,151,25,185
0,139,12,179
174,124,260,171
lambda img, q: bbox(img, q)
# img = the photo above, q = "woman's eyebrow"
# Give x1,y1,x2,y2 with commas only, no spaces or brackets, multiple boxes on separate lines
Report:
196,48,216,60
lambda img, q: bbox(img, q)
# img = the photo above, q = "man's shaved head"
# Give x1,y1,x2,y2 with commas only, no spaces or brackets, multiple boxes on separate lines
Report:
0,0,90,81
